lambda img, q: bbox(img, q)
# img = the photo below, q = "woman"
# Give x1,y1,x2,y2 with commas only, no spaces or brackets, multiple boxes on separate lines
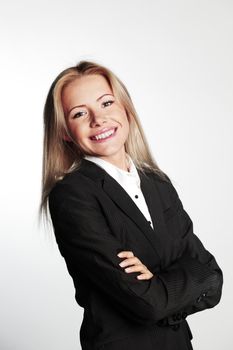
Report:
40,60,223,350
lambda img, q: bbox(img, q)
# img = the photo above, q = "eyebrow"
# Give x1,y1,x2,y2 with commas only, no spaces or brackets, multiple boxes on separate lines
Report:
67,93,114,116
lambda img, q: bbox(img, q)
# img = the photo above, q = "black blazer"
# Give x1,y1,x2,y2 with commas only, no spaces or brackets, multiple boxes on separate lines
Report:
49,158,223,350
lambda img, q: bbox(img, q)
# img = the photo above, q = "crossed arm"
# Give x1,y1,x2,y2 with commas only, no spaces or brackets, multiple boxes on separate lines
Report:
49,178,223,327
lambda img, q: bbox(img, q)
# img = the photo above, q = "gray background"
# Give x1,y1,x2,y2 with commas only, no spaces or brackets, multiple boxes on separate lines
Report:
0,0,232,349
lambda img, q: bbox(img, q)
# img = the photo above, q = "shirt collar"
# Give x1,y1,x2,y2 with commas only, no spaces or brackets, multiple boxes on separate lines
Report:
83,153,141,188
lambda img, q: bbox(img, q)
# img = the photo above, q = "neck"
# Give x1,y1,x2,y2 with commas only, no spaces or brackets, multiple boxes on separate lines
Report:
98,150,130,172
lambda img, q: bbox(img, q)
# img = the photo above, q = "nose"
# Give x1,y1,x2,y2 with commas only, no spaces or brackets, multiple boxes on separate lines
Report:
89,109,107,127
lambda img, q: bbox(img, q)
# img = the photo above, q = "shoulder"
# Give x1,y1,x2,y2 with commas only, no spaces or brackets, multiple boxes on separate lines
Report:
144,170,180,205
48,169,96,214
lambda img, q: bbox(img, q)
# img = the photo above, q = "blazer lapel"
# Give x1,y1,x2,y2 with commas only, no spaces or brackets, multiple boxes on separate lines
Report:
139,171,176,268
78,158,174,269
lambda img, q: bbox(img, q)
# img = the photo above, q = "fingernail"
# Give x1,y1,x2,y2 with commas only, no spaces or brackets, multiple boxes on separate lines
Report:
117,252,123,257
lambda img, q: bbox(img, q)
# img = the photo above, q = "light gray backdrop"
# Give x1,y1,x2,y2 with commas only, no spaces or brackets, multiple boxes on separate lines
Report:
0,0,232,349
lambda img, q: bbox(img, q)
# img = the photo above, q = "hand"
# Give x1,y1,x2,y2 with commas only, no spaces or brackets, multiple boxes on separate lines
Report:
117,251,154,280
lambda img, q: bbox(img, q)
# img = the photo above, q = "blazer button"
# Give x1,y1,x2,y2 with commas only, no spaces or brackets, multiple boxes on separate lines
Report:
171,324,180,331
157,318,168,327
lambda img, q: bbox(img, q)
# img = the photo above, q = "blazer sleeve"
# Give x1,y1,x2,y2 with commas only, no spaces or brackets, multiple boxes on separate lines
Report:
151,175,223,326
49,179,223,327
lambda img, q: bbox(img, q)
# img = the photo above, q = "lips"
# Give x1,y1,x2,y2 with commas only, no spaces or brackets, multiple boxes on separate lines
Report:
89,127,118,142
89,127,117,138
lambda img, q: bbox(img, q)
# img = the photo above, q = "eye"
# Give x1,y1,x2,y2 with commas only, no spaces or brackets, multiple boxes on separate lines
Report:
102,100,114,108
72,111,87,119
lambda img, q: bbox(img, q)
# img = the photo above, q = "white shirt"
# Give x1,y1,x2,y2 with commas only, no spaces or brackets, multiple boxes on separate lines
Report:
84,153,154,229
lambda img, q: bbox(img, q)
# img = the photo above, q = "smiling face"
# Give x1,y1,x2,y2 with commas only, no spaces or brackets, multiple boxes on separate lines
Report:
61,74,130,169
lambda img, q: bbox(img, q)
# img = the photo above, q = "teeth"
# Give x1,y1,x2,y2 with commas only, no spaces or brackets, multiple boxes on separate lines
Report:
92,129,115,140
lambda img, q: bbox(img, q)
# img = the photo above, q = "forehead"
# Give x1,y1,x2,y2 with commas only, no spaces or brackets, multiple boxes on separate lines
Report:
62,74,112,104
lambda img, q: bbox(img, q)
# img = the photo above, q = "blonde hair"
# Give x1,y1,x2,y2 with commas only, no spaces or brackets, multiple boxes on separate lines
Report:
39,60,169,223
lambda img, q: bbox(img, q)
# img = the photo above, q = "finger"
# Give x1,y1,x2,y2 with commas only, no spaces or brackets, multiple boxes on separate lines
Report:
137,272,154,280
124,265,146,273
119,257,141,267
117,251,134,258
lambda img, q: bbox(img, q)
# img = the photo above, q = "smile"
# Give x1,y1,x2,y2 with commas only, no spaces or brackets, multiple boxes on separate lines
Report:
90,127,117,142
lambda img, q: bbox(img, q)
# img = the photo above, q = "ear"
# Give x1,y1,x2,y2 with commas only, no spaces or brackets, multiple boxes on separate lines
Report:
62,133,72,142
126,111,131,123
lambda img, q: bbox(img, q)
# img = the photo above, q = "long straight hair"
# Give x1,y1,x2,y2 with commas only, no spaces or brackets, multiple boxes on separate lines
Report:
39,60,169,224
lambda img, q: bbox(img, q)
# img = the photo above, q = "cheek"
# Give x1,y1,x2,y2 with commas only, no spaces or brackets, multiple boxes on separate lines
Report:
115,107,129,124
66,122,82,141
